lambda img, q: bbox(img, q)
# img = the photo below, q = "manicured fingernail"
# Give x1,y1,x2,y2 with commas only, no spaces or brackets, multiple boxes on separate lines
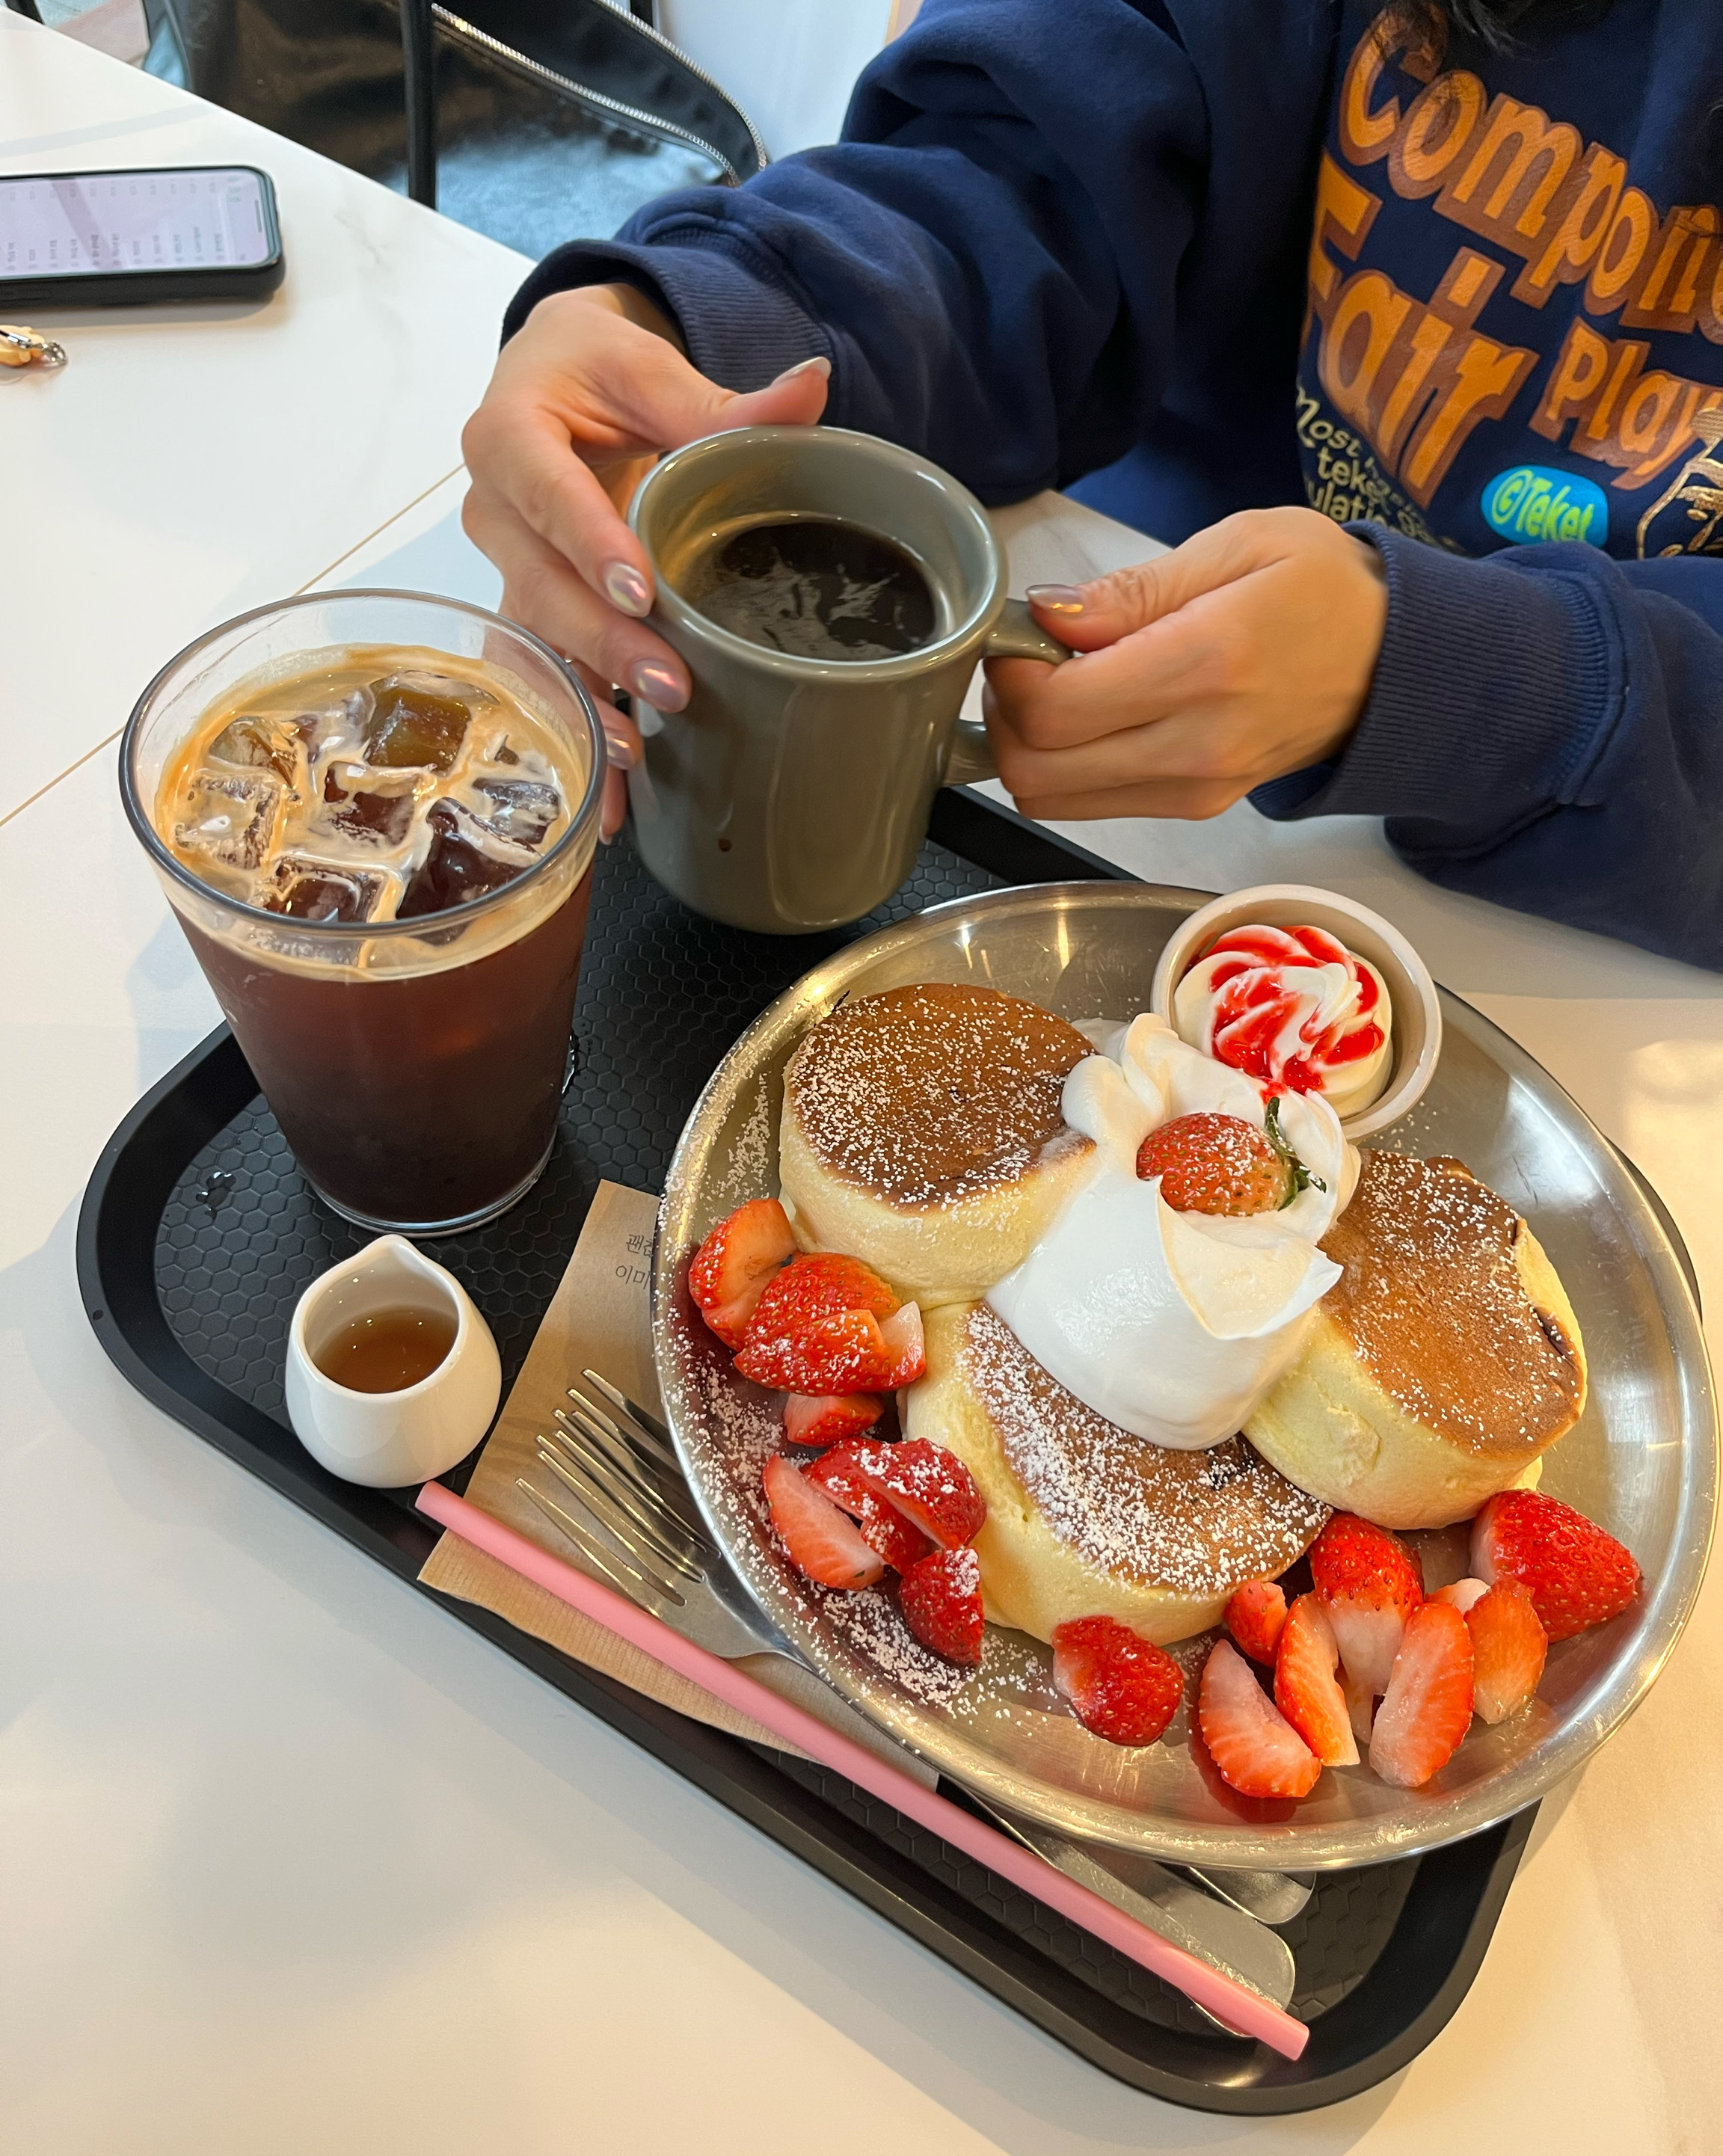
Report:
1027,583,1087,615
770,354,831,385
603,561,652,617
630,660,687,711
603,725,639,771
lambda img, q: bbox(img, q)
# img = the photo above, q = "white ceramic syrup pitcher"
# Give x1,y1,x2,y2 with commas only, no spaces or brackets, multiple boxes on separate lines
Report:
285,1235,501,1487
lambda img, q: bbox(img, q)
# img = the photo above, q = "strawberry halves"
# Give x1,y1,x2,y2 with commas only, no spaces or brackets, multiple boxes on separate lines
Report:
899,1547,985,1665
1198,1639,1322,1799
1368,1600,1474,1789
846,1437,985,1550
803,1449,934,1574
1310,1512,1424,1701
1224,1578,1289,1666
762,1454,885,1590
1053,1616,1182,1746
1471,1489,1640,1641
1274,1593,1359,1768
782,1392,882,1449
688,1198,796,1348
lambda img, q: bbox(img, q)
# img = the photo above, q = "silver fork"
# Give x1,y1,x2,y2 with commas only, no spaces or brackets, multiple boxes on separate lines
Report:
519,1375,1302,2021
519,1375,798,1665
564,1372,1312,1923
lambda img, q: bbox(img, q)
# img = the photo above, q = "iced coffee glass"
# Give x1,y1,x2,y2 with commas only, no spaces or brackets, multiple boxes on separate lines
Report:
123,591,606,1234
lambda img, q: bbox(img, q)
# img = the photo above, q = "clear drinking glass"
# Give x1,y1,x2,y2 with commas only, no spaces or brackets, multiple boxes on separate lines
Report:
122,591,606,1234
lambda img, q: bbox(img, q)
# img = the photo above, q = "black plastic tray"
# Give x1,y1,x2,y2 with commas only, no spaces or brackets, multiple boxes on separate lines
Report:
78,789,1538,2114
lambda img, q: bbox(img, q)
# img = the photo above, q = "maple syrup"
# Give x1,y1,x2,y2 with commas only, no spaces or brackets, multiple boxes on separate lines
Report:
314,1305,457,1393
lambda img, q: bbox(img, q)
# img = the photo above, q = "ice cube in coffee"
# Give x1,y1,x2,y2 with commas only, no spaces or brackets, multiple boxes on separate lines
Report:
135,621,602,1235
156,648,574,928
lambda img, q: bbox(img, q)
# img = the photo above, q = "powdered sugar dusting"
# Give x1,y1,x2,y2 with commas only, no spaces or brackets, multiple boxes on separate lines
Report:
1324,1151,1585,1454
787,982,1093,1207
710,1073,775,1212
678,1325,980,1708
822,1586,978,1707
962,1304,1328,1594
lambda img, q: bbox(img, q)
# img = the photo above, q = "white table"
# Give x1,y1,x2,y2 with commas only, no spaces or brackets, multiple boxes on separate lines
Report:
0,11,528,823
4,22,1719,2152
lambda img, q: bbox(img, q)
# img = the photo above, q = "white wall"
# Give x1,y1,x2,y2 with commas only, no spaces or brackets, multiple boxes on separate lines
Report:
655,0,897,159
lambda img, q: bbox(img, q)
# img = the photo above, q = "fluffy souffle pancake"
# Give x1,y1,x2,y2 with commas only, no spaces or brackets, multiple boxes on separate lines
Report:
1244,1151,1587,1529
778,983,1096,1306
906,1302,1330,1645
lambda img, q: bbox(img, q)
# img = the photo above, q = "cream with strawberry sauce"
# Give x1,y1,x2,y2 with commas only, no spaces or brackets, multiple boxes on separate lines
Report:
1173,924,1393,1122
987,1016,1357,1451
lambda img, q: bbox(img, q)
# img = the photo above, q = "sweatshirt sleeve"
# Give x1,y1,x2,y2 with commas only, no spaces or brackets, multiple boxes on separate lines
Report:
504,0,1334,505
1250,534,1723,972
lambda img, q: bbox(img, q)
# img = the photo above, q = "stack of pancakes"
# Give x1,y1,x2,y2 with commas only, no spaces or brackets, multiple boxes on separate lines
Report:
778,980,1588,1646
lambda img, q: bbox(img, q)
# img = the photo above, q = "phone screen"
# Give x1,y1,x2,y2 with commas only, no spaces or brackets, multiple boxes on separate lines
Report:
0,168,274,282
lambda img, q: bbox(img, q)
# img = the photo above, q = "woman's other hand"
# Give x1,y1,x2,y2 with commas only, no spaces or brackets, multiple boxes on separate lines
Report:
461,284,830,835
983,507,1389,824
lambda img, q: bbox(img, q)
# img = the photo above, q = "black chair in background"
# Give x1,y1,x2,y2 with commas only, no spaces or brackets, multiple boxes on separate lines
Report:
5,0,764,261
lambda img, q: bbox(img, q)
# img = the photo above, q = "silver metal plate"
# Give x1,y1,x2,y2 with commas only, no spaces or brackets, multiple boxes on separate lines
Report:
653,883,1718,1868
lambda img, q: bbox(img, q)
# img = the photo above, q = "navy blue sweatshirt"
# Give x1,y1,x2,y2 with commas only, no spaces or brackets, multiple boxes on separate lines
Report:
507,1,1723,971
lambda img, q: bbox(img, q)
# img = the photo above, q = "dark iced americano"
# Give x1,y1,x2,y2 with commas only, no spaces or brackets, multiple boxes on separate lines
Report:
129,602,603,1234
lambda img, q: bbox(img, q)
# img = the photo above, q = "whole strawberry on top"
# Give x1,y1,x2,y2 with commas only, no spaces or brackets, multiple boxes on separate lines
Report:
1135,1102,1322,1217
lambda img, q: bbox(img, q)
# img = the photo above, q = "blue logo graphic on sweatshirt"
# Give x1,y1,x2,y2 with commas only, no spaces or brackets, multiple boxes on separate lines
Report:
1482,467,1609,549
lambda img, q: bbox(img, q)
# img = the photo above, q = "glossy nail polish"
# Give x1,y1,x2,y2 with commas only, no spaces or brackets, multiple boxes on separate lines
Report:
602,562,653,617
1026,583,1087,615
630,660,687,712
770,354,832,385
603,726,639,771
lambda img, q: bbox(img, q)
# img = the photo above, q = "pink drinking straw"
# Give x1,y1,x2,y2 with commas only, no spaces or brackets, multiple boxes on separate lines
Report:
417,1480,1308,2060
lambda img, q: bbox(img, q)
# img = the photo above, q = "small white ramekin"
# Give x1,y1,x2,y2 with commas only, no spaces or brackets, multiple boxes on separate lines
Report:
1149,883,1442,1140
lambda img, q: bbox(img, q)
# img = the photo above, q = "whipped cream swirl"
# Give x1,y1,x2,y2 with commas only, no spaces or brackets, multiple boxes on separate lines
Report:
1173,924,1392,1122
988,1016,1357,1452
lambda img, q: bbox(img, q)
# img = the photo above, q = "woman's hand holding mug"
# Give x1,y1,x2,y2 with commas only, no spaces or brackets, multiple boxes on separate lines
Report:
460,285,831,835
983,507,1389,823
459,301,1386,844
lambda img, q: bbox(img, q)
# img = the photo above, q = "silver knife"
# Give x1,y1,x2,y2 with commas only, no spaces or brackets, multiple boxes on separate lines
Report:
968,1796,1297,2036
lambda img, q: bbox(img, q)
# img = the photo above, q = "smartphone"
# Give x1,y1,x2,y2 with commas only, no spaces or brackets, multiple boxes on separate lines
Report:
0,165,284,308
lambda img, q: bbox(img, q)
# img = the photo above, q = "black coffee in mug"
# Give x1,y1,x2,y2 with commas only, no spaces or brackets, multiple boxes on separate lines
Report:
681,515,936,661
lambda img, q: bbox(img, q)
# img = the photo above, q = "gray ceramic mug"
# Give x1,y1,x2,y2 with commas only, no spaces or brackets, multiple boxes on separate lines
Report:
626,424,1069,933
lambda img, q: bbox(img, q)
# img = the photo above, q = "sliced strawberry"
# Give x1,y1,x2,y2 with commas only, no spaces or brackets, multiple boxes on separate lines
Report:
783,1392,882,1449
1460,1579,1547,1725
736,1256,912,1395
748,1251,898,1333
761,1453,885,1591
1135,1111,1294,1215
735,1306,888,1393
687,1198,796,1348
877,1300,926,1386
1342,1667,1375,1745
803,1449,934,1573
1052,1615,1183,1746
1274,1592,1359,1768
1310,1513,1424,1700
1432,1576,1489,1615
847,1437,986,1550
1471,1489,1641,1642
1198,1639,1321,1800
1223,1578,1289,1666
899,1546,985,1665
1368,1600,1475,1789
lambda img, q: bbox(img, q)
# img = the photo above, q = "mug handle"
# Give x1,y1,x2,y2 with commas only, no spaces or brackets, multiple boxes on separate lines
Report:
942,597,1072,786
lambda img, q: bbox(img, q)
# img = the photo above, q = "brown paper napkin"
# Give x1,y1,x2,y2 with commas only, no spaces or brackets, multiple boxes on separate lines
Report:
419,1180,935,1784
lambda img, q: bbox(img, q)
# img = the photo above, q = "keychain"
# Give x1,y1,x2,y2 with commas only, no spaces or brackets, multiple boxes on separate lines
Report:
0,325,67,369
